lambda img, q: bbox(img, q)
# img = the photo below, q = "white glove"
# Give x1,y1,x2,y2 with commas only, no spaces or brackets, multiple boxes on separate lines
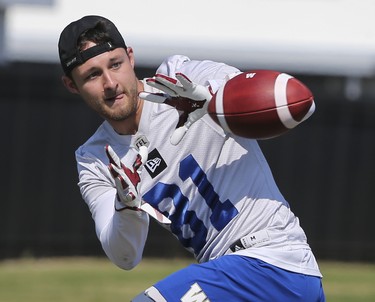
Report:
105,145,148,210
139,73,213,145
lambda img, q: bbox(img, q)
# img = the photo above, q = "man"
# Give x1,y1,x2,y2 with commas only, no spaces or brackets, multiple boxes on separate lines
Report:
59,15,325,301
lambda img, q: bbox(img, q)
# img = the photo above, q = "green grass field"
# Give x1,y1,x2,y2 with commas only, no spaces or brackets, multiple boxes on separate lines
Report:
0,257,374,301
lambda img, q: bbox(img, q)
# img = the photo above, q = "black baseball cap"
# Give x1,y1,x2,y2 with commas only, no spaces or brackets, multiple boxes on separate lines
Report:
58,15,127,75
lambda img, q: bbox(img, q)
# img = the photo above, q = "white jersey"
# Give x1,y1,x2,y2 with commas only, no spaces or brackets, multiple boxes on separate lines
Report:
76,55,322,277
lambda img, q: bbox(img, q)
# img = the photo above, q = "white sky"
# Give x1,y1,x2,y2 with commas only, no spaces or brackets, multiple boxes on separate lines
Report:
3,0,375,76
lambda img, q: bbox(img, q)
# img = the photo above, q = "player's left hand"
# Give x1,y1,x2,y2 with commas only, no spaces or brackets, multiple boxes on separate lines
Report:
139,73,213,145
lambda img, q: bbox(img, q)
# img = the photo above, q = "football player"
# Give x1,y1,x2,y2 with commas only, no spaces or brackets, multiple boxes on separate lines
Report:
59,15,325,301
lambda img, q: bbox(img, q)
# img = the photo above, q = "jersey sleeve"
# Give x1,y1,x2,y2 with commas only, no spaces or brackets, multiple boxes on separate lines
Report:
75,148,149,270
155,54,241,92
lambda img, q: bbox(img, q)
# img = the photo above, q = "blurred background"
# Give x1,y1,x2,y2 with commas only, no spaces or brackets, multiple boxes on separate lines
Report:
0,0,374,262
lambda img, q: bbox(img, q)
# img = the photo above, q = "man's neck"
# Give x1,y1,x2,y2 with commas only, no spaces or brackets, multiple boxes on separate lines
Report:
109,98,144,135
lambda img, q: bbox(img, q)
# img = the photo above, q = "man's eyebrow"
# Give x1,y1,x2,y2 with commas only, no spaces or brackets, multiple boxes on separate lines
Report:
108,55,124,62
82,66,99,75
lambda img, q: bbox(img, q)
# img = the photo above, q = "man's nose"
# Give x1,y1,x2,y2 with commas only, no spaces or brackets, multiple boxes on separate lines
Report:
103,71,117,90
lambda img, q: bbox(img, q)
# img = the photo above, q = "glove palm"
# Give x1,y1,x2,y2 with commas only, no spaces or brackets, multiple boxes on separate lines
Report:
105,145,148,210
139,73,212,145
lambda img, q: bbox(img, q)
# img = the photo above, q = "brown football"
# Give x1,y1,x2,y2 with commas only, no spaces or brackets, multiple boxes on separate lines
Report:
208,70,315,139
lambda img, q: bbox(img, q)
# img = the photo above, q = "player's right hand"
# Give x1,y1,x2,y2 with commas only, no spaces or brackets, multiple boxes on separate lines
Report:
105,145,148,211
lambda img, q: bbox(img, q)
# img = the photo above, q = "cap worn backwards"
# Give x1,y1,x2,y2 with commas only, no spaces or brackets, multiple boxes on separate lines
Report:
58,15,127,75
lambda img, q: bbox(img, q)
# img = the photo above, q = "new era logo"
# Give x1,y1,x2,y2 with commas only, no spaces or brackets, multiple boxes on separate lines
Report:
145,149,167,178
146,157,162,173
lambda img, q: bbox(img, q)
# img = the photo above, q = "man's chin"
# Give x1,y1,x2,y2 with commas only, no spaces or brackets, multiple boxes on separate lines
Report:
105,110,136,122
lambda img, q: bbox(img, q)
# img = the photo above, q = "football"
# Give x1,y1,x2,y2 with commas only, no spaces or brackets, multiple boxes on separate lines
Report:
207,70,315,139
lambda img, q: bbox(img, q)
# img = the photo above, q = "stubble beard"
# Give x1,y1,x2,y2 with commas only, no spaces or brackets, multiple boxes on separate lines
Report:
101,85,139,122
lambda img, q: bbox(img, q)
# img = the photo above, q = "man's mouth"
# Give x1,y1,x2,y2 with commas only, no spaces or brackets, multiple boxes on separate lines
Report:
105,93,124,102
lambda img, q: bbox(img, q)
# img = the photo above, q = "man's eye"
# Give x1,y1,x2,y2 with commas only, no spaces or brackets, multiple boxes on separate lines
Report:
112,62,121,69
86,71,99,80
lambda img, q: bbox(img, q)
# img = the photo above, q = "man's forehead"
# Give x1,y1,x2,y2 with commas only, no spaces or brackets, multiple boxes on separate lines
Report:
70,48,126,80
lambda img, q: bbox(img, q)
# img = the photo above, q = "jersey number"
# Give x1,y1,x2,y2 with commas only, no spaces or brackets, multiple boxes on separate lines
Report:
143,155,238,255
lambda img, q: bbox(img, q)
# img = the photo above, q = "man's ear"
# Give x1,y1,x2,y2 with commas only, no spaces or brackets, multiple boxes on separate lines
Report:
126,47,135,69
62,75,79,94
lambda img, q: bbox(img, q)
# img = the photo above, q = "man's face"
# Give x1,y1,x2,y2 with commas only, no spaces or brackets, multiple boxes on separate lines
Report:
65,43,139,122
